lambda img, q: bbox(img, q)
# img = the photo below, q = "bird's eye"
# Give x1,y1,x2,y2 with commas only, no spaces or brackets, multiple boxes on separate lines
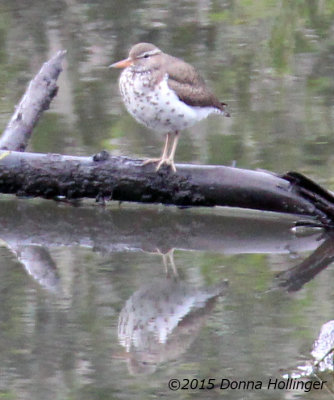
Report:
143,53,149,58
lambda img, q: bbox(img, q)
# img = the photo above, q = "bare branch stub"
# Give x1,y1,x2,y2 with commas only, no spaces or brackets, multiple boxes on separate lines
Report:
0,50,66,151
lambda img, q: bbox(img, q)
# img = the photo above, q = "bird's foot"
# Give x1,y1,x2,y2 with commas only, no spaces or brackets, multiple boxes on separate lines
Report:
142,158,162,166
142,157,177,172
156,158,176,173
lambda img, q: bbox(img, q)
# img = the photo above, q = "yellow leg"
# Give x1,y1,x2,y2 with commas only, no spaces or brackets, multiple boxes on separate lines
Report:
160,132,171,160
165,132,179,172
142,132,171,166
156,131,179,172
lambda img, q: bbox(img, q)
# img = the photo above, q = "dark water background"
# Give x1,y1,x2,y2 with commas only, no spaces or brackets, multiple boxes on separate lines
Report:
0,1,334,399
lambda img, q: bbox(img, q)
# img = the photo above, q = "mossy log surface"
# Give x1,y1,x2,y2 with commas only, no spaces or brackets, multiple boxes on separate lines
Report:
0,149,333,225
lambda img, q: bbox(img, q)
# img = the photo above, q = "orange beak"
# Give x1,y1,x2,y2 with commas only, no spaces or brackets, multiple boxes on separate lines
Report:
109,58,133,69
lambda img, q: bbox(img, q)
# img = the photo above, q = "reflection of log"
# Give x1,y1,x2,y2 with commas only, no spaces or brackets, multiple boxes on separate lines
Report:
4,243,60,292
274,234,334,292
0,51,66,151
0,149,333,223
1,199,330,293
0,199,324,254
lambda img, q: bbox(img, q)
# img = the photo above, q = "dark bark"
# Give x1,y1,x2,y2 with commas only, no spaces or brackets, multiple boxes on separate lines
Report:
0,50,66,151
0,149,333,222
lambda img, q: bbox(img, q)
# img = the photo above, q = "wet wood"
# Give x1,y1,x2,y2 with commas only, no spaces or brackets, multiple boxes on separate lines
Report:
0,50,66,151
0,149,333,224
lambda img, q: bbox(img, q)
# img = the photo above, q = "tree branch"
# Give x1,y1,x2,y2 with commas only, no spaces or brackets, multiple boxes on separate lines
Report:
0,50,66,151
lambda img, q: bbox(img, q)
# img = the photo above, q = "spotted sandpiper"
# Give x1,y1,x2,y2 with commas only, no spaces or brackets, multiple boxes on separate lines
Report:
110,43,230,172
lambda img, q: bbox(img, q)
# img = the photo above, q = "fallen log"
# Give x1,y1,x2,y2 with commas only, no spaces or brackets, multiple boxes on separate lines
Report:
0,149,332,223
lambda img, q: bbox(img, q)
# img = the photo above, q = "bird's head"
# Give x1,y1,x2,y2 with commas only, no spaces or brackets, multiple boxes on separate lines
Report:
109,43,162,71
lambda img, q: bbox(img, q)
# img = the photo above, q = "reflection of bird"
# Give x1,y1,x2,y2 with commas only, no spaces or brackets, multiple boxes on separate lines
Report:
110,42,230,172
117,278,228,374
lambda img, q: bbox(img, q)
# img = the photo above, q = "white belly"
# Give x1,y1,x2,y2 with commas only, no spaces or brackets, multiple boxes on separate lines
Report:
119,69,221,133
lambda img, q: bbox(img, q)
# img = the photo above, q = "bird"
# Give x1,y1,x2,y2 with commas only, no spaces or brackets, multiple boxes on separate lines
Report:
110,42,230,172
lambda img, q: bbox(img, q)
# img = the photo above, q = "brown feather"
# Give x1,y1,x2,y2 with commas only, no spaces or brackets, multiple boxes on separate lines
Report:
162,54,229,115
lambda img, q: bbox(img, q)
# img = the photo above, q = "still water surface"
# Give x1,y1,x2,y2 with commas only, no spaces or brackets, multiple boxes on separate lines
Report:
0,1,334,399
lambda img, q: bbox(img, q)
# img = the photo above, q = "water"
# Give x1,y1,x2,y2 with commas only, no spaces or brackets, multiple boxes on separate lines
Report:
0,1,334,399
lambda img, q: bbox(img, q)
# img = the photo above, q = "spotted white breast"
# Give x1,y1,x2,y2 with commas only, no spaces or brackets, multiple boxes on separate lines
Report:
119,69,222,133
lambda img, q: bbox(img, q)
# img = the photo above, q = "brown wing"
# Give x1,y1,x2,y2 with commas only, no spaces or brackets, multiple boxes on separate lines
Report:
165,55,230,115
